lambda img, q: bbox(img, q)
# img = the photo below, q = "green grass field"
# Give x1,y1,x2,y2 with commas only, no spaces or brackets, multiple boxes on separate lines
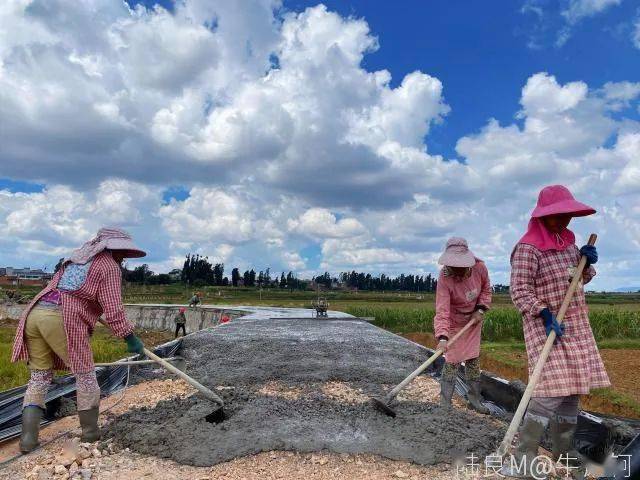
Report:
346,303,640,341
0,323,173,391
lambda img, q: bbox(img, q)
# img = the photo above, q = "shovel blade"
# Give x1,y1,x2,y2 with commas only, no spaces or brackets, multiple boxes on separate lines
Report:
371,397,396,418
205,407,225,424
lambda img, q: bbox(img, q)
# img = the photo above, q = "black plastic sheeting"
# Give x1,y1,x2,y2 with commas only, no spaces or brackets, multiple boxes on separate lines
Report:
598,433,640,480
417,345,638,470
0,339,181,443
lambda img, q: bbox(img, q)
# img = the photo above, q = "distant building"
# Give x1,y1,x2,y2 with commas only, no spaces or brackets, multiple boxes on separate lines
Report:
492,284,510,294
168,269,182,281
0,267,52,286
309,281,327,291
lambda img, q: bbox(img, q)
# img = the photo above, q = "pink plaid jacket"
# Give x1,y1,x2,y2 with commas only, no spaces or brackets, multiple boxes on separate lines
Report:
12,252,135,374
434,260,492,364
510,243,610,397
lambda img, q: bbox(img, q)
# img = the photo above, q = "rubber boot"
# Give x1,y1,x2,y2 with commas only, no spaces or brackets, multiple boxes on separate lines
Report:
500,413,549,478
78,408,101,443
19,406,43,453
439,368,455,409
550,418,585,479
467,380,490,414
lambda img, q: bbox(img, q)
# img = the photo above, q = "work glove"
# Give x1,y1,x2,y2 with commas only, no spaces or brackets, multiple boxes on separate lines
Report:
437,337,448,352
124,334,144,354
540,308,564,339
579,245,598,267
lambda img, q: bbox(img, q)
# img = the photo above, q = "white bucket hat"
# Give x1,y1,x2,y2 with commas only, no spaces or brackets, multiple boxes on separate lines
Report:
438,237,476,268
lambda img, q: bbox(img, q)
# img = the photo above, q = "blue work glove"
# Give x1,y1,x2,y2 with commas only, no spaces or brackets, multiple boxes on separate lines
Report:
124,334,144,354
579,245,598,267
540,308,564,338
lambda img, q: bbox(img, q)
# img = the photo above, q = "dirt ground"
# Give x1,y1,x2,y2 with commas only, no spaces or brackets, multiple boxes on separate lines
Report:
598,350,640,403
402,332,640,418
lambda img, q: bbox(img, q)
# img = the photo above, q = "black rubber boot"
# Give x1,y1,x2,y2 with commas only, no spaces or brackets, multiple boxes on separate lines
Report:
550,418,585,479
500,413,549,478
467,380,490,414
19,406,43,453
439,367,456,408
78,408,101,443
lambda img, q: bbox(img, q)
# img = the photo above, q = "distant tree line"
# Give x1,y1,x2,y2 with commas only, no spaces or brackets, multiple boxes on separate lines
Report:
312,271,438,292
181,254,226,286
121,254,307,290
122,264,176,285
67,253,514,294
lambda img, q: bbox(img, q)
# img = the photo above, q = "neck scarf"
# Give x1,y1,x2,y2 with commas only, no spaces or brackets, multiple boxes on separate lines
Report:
517,218,575,252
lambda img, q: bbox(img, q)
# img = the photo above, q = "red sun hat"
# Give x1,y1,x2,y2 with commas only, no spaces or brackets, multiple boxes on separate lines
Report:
531,185,596,218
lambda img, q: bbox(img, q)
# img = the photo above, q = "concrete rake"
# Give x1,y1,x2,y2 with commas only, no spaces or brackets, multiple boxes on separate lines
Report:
143,348,226,423
371,318,479,417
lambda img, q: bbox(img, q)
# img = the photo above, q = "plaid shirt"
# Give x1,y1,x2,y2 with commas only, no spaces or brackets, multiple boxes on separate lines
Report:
433,260,492,364
510,243,610,397
12,252,134,374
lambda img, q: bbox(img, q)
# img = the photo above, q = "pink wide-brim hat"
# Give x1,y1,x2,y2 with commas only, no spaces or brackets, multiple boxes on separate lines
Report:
438,237,476,268
69,227,146,264
531,185,596,218
105,235,146,258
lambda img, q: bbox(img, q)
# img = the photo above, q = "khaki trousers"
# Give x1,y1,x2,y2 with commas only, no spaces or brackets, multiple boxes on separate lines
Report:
23,307,101,410
25,307,69,370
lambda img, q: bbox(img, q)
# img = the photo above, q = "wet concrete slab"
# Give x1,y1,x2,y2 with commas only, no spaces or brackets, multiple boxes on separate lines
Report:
105,318,505,466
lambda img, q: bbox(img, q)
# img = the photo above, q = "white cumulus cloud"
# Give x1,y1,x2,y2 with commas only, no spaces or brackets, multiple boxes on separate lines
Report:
0,2,639,290
288,208,367,239
561,0,622,24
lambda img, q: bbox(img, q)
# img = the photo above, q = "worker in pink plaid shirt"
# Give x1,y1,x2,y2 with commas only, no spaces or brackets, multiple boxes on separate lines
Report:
501,185,610,478
433,237,492,414
11,227,146,453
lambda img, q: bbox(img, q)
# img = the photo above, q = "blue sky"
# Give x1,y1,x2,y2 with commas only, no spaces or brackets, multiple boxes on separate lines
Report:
1,0,639,289
4,0,637,174
288,0,640,159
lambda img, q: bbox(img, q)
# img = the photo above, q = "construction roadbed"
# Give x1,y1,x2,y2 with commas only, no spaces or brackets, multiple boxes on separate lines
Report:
105,317,505,466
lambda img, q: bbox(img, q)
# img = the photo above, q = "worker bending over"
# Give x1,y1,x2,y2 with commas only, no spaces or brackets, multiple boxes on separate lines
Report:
434,237,492,414
11,228,145,453
188,292,201,308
